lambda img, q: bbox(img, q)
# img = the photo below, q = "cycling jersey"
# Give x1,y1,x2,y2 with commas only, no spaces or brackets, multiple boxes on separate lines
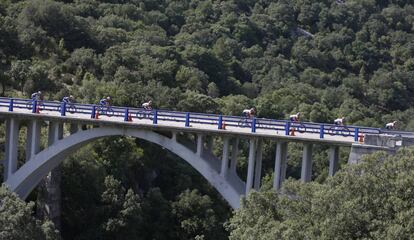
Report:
99,99,108,105
142,102,151,109
290,114,299,122
334,118,344,125
62,97,71,103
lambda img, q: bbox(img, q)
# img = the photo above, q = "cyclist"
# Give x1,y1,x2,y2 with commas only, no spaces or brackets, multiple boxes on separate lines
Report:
242,108,256,118
334,117,345,126
290,112,300,122
31,91,43,101
62,95,75,104
99,96,111,107
142,100,152,110
385,121,397,130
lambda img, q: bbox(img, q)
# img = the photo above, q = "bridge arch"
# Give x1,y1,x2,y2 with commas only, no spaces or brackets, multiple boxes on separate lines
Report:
5,127,244,208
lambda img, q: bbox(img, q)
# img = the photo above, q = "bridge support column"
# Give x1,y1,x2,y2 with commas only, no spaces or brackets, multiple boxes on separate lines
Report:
220,137,230,177
246,138,256,195
273,142,288,190
172,132,177,142
329,146,339,177
196,134,204,156
4,118,19,181
69,123,78,134
26,120,41,162
38,121,64,231
254,139,263,190
301,143,313,183
206,136,213,153
230,138,239,173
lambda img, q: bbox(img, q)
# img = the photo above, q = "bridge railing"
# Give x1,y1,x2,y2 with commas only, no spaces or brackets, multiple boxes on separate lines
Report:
0,97,381,140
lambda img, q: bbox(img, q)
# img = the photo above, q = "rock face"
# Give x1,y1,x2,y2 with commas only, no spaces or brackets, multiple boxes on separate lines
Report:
37,167,62,231
348,134,403,164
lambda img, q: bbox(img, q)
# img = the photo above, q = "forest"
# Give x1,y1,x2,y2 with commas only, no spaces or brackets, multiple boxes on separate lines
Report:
1,0,414,239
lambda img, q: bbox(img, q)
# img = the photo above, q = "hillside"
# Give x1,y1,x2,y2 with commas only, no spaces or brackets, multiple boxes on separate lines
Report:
1,0,414,239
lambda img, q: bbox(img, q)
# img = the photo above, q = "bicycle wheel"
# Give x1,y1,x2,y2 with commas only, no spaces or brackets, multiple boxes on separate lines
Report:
238,118,250,128
341,127,351,137
67,104,76,114
327,126,337,136
26,101,33,110
136,111,145,119
105,108,114,117
297,123,306,133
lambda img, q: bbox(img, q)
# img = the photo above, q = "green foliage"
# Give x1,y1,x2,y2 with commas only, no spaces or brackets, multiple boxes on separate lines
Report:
3,0,414,239
228,148,414,239
0,185,60,240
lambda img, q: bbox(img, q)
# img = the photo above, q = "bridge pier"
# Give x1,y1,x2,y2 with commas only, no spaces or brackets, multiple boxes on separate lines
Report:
273,142,288,190
220,137,230,177
26,120,42,162
254,139,263,190
301,143,313,182
329,146,339,176
4,118,19,181
246,138,256,195
38,121,64,230
230,138,239,173
196,134,204,156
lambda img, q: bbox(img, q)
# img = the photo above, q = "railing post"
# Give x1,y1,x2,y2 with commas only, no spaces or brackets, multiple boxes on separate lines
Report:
285,121,290,135
354,127,359,142
218,115,223,129
185,112,190,127
8,98,13,112
124,108,129,121
251,117,256,133
60,102,66,116
91,105,96,119
153,110,158,124
32,100,37,113
320,124,324,139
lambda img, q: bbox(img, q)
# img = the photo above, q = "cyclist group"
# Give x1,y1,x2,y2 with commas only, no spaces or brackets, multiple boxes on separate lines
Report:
30,91,398,130
241,107,398,130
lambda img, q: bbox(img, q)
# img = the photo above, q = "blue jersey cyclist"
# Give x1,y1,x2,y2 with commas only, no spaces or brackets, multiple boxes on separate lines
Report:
31,91,42,101
99,96,111,106
62,95,75,104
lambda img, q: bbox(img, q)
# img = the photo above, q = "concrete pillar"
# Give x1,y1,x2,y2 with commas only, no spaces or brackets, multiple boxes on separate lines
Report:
69,123,78,134
39,121,64,231
48,122,62,145
245,138,256,195
254,139,263,190
329,146,339,177
26,119,41,162
4,118,19,181
196,134,204,156
172,132,177,141
220,137,230,177
301,143,313,183
206,136,213,153
273,142,288,190
230,138,239,173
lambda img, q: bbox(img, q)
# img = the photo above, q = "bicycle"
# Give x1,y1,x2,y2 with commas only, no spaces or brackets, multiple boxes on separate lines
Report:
327,125,351,137
97,105,114,117
290,121,306,133
238,117,251,128
57,103,77,114
26,100,45,111
136,109,153,120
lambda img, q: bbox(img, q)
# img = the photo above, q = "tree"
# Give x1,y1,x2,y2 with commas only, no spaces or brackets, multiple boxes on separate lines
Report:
228,148,414,239
0,185,60,240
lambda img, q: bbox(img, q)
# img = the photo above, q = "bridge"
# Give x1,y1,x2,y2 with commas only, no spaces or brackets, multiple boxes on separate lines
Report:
0,97,408,209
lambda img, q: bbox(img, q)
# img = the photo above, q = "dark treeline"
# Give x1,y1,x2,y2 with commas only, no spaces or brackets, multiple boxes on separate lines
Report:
1,0,414,239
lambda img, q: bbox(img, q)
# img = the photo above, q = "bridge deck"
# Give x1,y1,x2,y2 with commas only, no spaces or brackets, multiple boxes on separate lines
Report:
0,105,355,146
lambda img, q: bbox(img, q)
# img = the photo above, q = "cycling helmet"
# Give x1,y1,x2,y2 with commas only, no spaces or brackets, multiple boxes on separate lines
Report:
70,95,74,98
38,91,42,94
106,96,111,100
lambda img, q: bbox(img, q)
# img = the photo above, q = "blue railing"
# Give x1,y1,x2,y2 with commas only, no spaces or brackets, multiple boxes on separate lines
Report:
0,97,382,141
